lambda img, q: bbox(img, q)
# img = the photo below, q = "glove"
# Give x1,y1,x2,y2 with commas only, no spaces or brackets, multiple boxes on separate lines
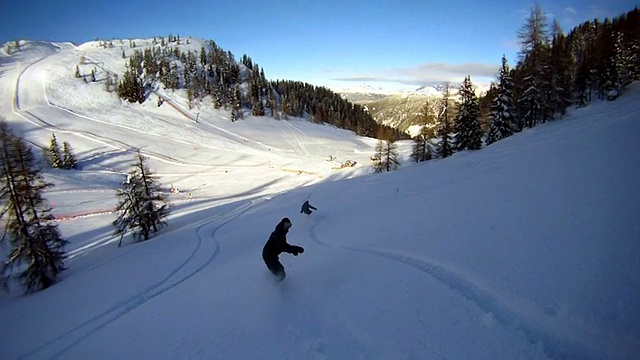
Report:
296,246,304,254
292,250,299,256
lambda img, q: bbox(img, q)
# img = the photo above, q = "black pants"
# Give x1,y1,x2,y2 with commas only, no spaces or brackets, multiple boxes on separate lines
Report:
262,252,286,281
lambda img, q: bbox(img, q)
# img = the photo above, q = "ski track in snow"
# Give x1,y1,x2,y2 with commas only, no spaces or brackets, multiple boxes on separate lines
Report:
13,49,253,169
307,215,631,360
84,51,298,165
23,67,205,166
270,119,303,156
19,199,259,360
283,120,311,157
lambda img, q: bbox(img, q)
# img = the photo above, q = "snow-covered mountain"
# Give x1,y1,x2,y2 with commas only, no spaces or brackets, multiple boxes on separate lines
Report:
339,82,491,101
1,39,639,359
339,82,491,136
336,84,396,103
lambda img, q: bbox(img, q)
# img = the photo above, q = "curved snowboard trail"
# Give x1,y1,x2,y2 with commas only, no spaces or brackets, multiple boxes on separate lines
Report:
19,200,257,360
307,215,629,359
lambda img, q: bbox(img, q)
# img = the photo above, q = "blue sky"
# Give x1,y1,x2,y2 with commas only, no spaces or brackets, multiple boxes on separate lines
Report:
1,0,637,91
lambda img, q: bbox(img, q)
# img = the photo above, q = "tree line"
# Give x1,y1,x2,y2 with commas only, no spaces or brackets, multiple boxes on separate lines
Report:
114,35,404,140
406,5,639,165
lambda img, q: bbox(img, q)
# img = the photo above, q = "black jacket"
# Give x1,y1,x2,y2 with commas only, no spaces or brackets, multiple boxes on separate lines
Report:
262,219,299,259
300,201,317,214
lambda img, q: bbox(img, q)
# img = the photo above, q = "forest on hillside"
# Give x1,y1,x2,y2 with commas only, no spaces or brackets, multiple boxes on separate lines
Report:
112,35,405,141
408,6,639,164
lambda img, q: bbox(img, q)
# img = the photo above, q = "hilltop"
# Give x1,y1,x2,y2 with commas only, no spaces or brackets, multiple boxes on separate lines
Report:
0,39,396,195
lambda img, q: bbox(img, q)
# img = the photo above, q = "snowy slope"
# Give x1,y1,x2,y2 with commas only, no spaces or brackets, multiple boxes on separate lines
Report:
0,40,639,359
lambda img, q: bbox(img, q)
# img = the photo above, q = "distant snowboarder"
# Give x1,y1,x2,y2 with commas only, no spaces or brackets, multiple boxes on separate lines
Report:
300,200,317,216
262,218,304,281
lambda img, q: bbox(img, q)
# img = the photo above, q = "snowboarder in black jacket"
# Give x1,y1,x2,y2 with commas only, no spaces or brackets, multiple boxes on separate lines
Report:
262,218,304,281
300,200,317,215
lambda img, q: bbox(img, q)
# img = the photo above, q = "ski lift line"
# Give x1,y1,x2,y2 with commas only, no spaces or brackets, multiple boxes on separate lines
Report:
152,90,196,121
197,118,277,152
74,49,301,160
153,90,282,156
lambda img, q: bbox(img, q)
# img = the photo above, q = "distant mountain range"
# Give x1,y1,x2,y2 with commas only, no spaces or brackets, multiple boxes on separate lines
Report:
338,83,491,136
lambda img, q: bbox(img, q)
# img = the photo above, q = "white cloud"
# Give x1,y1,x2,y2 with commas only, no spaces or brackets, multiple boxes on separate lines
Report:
332,62,498,87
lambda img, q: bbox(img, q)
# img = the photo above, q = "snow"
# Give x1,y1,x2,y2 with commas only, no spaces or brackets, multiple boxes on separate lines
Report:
1,40,639,359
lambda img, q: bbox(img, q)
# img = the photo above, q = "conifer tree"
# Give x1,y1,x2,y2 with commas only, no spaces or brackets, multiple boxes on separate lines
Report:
371,140,384,173
382,140,400,172
200,47,207,67
0,121,67,293
411,127,431,163
62,141,78,170
113,151,170,246
487,56,516,145
213,88,222,109
516,4,551,128
454,76,483,150
434,84,456,158
251,99,265,116
549,21,573,117
116,67,145,103
49,133,62,168
372,140,400,172
614,32,633,87
229,87,241,122
266,89,276,117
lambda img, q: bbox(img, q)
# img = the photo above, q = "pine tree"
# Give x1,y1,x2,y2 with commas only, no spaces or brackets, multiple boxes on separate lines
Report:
372,140,400,172
454,76,483,150
382,140,400,172
0,121,67,293
371,140,384,173
200,47,207,67
549,20,573,117
252,99,265,117
266,89,275,117
213,88,222,109
614,32,633,87
411,126,431,163
62,141,78,170
113,151,171,246
229,87,241,121
516,4,551,128
116,67,145,103
433,84,456,158
49,133,62,168
487,56,517,145
75,64,81,78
